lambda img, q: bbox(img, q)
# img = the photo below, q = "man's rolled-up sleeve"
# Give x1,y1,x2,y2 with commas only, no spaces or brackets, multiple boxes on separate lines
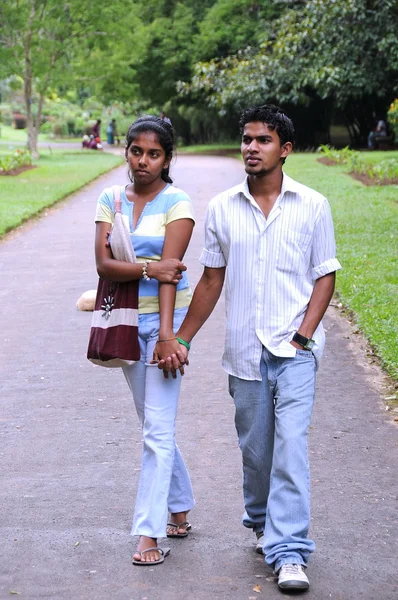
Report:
199,202,226,268
311,199,342,280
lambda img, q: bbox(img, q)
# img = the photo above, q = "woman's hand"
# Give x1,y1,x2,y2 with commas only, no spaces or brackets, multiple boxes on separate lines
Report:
152,338,188,379
147,259,186,284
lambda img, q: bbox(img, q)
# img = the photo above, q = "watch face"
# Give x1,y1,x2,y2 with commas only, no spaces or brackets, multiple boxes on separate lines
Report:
305,339,315,350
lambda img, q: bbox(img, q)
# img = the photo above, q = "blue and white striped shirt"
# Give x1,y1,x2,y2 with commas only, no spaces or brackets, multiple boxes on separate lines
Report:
95,184,195,313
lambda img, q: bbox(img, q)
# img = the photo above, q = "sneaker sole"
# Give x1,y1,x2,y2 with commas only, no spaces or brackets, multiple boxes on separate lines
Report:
278,580,309,590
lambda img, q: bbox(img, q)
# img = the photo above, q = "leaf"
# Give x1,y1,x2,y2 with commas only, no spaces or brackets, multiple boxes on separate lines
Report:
253,584,261,593
10,592,21,596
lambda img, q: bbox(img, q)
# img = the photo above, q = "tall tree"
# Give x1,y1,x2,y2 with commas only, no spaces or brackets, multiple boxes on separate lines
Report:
180,0,398,145
0,0,139,156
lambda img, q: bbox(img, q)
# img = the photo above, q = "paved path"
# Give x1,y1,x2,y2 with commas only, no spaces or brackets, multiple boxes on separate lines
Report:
1,156,397,600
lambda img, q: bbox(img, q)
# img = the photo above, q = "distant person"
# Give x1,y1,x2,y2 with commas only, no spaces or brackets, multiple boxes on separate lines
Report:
368,118,387,149
159,104,342,591
106,119,120,145
106,119,116,145
160,111,172,126
92,119,101,138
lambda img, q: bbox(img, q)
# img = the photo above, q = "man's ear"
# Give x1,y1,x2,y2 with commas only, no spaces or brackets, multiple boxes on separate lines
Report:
281,142,293,160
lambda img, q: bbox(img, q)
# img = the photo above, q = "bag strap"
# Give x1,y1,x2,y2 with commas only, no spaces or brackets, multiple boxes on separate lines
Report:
113,185,122,214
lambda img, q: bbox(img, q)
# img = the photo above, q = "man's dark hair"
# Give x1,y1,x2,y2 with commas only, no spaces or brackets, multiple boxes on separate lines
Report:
239,104,295,146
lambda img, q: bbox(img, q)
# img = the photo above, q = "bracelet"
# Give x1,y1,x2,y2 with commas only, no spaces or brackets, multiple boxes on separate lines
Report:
142,260,152,281
176,337,190,351
157,337,177,343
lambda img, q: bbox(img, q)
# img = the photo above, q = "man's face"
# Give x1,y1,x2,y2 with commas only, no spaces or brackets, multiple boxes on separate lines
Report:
241,121,292,176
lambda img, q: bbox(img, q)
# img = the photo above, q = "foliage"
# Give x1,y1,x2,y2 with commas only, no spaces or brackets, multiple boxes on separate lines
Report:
318,145,359,164
0,148,32,172
0,0,140,154
193,0,278,62
319,145,398,182
387,99,398,140
180,0,398,145
0,150,122,237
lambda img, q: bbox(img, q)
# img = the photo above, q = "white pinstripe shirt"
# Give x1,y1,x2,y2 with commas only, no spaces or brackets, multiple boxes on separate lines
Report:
200,173,342,380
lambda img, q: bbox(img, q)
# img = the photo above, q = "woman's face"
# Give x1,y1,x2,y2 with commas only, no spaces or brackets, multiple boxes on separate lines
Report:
126,131,170,185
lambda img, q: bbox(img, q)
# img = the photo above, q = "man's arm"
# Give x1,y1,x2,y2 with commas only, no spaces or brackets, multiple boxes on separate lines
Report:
291,272,336,349
157,265,226,371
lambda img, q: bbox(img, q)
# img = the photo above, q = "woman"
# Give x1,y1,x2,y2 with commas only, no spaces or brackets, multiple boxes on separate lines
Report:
94,116,195,565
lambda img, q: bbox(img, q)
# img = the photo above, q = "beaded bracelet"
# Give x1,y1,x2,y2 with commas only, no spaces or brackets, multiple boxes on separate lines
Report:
176,337,190,351
142,260,152,280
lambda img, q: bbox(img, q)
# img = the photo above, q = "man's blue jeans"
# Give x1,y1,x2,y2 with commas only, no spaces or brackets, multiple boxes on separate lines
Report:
229,347,316,572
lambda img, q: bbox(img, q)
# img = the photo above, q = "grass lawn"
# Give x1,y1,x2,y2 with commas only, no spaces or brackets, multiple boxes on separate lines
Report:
285,152,398,385
0,123,81,144
178,143,239,154
0,150,122,237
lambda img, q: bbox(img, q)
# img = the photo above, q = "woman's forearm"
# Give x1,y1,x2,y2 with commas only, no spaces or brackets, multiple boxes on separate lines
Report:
158,283,177,338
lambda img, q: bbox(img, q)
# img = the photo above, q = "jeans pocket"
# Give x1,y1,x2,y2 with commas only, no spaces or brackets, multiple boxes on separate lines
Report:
295,349,315,360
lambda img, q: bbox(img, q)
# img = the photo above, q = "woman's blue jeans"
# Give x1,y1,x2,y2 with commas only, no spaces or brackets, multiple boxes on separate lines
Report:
122,308,194,538
229,347,316,572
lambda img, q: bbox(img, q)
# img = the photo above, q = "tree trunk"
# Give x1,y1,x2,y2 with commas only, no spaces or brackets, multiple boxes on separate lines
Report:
24,2,39,158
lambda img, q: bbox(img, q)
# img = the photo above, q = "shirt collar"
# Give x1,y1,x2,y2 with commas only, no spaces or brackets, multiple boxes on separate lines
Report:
240,172,298,202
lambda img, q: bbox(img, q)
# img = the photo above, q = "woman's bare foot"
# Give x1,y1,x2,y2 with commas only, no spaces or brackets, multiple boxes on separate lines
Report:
166,511,190,536
132,536,160,563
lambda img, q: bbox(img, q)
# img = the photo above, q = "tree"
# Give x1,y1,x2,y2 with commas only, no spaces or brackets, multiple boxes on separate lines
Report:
180,0,398,146
0,0,139,156
192,0,278,62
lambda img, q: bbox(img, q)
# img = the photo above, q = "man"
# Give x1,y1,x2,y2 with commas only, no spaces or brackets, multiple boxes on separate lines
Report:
159,104,341,592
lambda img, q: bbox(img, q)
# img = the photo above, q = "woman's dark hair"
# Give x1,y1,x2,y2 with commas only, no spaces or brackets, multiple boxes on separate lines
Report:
239,104,295,147
125,115,175,183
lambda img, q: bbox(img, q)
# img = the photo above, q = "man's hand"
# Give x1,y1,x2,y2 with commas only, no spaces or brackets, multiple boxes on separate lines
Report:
155,343,189,378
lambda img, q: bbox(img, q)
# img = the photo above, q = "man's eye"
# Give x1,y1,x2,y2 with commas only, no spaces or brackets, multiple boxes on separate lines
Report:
151,152,160,158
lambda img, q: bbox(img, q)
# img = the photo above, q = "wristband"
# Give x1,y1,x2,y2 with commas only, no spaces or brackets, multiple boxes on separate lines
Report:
176,337,190,351
157,337,177,343
142,260,152,281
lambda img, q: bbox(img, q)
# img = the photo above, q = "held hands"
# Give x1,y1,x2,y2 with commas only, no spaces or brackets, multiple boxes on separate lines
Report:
153,340,189,379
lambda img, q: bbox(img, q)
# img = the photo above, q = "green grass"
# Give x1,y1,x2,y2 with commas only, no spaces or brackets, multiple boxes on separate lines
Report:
285,152,398,384
0,150,123,237
178,143,239,154
0,123,81,144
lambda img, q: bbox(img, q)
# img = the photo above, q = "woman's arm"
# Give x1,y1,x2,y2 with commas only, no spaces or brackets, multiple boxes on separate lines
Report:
95,221,186,283
153,218,194,370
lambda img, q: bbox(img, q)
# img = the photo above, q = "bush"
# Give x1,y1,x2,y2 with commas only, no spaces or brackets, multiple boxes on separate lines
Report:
13,113,27,129
51,121,68,137
318,144,398,182
387,99,398,140
0,148,32,172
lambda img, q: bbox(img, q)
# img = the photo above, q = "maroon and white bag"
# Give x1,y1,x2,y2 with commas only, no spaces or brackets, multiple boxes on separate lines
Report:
87,186,140,367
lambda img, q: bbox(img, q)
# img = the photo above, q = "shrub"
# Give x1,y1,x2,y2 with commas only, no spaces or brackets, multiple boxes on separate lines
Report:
318,144,398,182
0,148,32,172
13,112,27,129
387,99,398,140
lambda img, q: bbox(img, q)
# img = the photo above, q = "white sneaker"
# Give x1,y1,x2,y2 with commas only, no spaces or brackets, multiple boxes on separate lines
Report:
277,563,309,590
255,531,264,554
